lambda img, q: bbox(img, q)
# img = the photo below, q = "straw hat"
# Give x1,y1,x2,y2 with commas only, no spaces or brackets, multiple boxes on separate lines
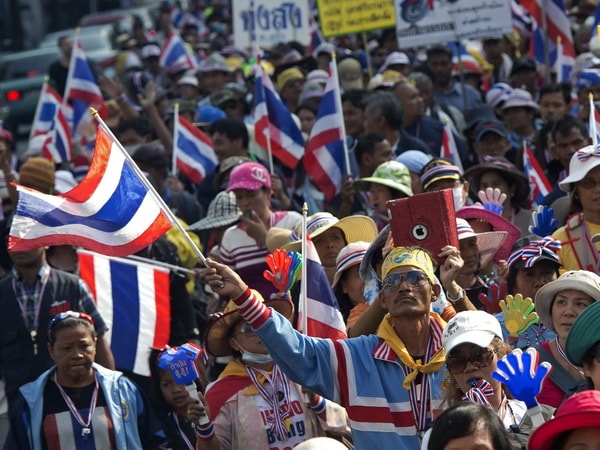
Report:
204,290,293,357
534,270,600,332
456,218,507,269
283,212,377,253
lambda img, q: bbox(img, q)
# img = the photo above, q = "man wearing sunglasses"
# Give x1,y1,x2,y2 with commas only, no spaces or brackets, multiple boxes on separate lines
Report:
205,245,450,449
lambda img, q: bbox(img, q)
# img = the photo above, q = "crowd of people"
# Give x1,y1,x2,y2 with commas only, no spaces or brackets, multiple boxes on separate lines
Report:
4,0,600,448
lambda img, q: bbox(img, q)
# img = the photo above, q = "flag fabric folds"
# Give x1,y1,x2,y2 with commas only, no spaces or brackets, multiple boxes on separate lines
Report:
522,143,552,207
440,119,463,171
298,236,347,340
254,58,305,169
160,31,199,71
173,110,218,184
31,82,73,164
63,37,107,138
304,59,347,202
589,94,600,147
8,124,173,256
78,249,170,376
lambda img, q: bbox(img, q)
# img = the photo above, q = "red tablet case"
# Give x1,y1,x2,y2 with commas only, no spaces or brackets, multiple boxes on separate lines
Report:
386,189,458,265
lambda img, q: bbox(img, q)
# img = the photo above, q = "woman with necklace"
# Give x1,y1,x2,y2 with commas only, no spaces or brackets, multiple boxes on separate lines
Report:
5,311,168,449
533,270,600,408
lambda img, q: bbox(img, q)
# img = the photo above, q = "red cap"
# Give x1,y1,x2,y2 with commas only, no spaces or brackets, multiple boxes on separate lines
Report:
0,128,13,144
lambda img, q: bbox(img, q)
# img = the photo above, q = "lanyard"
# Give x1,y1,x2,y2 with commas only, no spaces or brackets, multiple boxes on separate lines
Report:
12,265,50,330
53,371,99,440
581,220,600,272
555,338,584,376
172,413,195,450
401,336,435,433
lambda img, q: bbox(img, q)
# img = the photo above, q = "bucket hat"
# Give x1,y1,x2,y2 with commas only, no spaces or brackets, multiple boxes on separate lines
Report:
354,160,413,197
188,191,241,231
566,300,600,366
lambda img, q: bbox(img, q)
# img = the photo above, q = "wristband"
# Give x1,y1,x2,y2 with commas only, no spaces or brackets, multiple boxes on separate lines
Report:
195,421,215,439
308,395,327,414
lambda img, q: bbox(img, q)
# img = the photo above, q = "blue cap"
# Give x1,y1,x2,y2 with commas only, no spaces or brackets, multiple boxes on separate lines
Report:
576,69,600,91
395,150,433,173
195,105,226,125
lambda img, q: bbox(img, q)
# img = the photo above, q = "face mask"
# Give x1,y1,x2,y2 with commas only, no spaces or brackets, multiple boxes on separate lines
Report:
241,350,273,365
452,186,464,210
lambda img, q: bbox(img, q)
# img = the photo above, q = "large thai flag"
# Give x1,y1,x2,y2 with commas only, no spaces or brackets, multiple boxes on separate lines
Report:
304,59,347,202
31,82,73,164
78,249,170,376
298,236,347,340
440,119,463,171
63,36,107,138
522,0,575,74
173,110,218,184
253,57,305,169
160,31,199,71
523,143,552,207
8,123,173,256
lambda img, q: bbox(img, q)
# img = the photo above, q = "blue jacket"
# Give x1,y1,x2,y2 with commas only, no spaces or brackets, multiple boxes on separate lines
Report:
256,311,447,450
4,363,167,450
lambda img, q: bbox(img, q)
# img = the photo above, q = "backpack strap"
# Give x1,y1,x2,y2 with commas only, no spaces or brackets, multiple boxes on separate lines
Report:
534,344,585,397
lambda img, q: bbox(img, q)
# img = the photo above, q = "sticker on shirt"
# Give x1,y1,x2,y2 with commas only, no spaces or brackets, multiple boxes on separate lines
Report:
49,301,71,317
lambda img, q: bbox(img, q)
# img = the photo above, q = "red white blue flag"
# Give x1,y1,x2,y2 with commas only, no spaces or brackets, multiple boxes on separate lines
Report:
31,81,73,164
173,109,218,184
8,123,173,256
254,56,305,169
63,36,107,139
78,249,171,376
298,236,347,340
522,143,552,207
160,31,199,71
440,118,463,171
304,58,347,202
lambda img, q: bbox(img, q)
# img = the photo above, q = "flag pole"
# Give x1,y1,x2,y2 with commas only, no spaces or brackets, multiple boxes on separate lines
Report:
124,254,196,274
90,107,207,266
29,76,49,143
257,49,275,174
330,52,351,176
172,103,179,175
300,202,308,334
590,92,598,147
62,28,80,111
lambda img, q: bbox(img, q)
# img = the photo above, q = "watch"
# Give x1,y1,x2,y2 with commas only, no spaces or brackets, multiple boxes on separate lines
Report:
446,288,465,304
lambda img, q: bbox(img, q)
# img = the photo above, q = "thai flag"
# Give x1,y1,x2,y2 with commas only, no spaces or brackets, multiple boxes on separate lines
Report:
253,57,305,169
440,119,464,171
160,31,199,71
523,0,575,74
31,82,73,164
173,109,218,184
523,143,552,207
589,93,600,147
553,36,571,83
298,236,347,340
308,20,325,58
63,36,107,139
304,59,347,202
8,123,173,256
511,0,532,36
78,249,171,376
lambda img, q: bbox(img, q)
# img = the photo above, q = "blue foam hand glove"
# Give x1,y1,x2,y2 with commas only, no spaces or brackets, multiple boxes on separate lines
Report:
492,347,552,408
529,205,558,238
478,188,506,215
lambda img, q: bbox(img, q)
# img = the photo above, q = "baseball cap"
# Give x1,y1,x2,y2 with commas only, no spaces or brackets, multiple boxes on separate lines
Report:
510,57,536,77
442,310,503,354
177,75,199,88
501,88,539,111
337,57,363,91
379,52,410,73
141,44,161,59
226,162,271,192
473,120,507,142
420,158,463,191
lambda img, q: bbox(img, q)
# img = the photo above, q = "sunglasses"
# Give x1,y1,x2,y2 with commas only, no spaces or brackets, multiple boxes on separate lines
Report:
445,347,496,375
382,270,429,292
48,311,94,332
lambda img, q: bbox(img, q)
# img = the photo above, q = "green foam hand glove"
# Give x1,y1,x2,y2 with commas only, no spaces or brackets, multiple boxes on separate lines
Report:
499,293,540,338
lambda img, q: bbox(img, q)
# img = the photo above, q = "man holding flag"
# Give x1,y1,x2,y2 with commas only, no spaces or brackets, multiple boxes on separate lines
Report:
204,245,449,448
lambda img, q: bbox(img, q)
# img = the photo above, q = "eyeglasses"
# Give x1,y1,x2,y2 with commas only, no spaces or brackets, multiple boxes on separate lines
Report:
382,270,429,292
48,311,94,332
232,322,255,337
445,348,496,375
578,177,600,190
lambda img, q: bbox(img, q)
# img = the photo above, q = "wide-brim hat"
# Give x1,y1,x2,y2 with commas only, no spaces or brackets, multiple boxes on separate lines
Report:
265,227,294,253
566,300,600,366
456,218,507,269
559,145,600,192
534,270,600,332
187,191,241,231
354,160,413,197
456,206,521,262
528,391,600,449
283,213,377,253
204,290,294,357
332,241,369,288
464,156,529,208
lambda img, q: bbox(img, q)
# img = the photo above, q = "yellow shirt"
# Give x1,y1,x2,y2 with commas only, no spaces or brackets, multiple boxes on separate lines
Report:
552,220,600,272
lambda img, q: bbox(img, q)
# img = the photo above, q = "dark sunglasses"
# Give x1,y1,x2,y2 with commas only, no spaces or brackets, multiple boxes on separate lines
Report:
382,270,429,292
48,311,94,332
445,347,496,375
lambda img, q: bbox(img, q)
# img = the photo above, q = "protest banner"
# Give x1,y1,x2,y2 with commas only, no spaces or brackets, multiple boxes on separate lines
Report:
394,0,512,48
233,0,310,49
316,0,396,37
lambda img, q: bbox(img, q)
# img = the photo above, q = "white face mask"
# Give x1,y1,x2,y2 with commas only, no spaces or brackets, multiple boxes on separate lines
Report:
232,338,273,364
452,186,464,210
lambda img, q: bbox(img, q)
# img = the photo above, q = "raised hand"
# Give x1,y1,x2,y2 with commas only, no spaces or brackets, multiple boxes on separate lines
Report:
492,347,552,408
529,205,558,238
499,293,539,338
478,187,506,215
478,281,508,314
